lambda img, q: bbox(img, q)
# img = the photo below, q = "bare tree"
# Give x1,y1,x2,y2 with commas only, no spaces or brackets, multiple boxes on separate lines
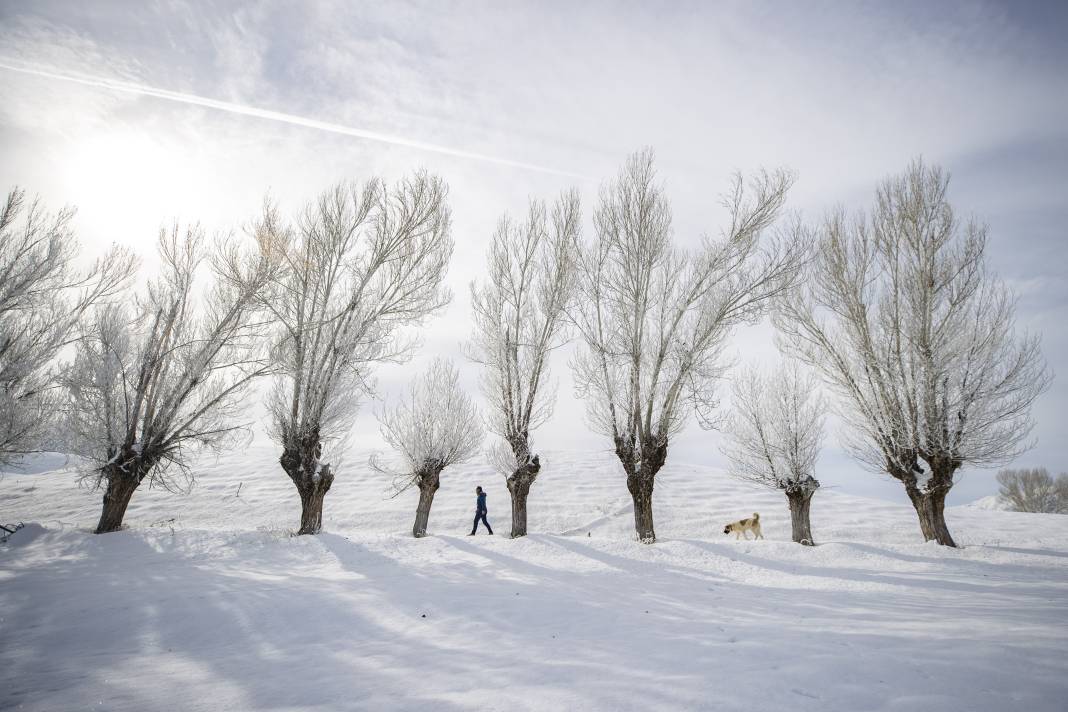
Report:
466,192,580,537
63,225,277,533
256,174,453,535
996,468,1068,514
570,149,804,542
776,159,1051,546
373,358,483,537
0,188,135,468
720,364,825,545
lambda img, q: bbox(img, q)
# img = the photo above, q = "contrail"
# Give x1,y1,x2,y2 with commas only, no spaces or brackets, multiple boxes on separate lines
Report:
0,60,585,178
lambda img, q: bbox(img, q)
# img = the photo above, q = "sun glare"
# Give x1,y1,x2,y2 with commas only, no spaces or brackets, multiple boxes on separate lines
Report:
62,130,196,249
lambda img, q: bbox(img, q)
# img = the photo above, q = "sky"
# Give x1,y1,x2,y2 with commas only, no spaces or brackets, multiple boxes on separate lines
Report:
1,0,1066,505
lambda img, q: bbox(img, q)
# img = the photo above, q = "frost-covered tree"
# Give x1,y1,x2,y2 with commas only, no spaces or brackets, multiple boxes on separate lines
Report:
467,192,580,537
996,468,1068,514
374,358,483,537
776,160,1051,546
256,175,453,535
720,364,825,545
64,225,277,533
0,188,134,467
571,149,804,542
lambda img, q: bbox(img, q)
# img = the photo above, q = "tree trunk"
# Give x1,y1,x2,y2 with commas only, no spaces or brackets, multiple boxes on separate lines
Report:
627,473,657,543
413,469,441,538
906,485,956,547
786,489,815,545
889,457,959,548
506,454,540,538
95,473,140,534
629,478,655,543
508,475,532,538
297,475,332,535
618,436,667,544
281,433,334,536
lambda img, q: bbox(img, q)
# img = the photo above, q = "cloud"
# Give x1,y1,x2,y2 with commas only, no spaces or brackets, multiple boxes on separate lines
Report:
0,0,1065,504
0,59,584,178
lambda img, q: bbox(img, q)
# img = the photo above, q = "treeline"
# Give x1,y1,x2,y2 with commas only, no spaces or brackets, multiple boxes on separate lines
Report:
0,151,1050,547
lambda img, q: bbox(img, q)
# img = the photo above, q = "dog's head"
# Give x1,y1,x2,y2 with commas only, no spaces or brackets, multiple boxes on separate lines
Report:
722,524,732,535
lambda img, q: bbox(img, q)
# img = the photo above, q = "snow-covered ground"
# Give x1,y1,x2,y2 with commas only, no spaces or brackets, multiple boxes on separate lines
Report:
964,494,1012,511
2,445,1067,711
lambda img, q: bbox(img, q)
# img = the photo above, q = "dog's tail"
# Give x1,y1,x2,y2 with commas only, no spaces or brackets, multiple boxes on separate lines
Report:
752,512,759,521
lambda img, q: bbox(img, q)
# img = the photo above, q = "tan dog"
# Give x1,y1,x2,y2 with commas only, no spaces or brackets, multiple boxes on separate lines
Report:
723,512,763,540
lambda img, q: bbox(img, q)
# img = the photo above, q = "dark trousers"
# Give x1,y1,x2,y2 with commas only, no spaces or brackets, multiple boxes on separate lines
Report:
471,511,492,534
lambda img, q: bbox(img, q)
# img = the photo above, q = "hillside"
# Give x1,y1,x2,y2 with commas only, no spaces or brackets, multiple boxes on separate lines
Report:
2,445,1067,711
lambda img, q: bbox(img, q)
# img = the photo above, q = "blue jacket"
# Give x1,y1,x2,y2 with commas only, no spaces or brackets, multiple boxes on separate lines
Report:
477,492,487,513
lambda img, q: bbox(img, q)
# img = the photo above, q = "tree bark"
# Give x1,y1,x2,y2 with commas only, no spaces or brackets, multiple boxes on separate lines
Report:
888,457,959,548
412,468,441,538
617,436,667,543
95,472,141,534
506,454,540,538
786,489,815,545
94,450,155,534
905,484,956,547
297,474,332,535
628,473,656,543
282,433,334,535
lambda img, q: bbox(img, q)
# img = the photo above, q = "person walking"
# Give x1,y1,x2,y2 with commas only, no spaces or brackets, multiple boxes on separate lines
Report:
470,485,493,535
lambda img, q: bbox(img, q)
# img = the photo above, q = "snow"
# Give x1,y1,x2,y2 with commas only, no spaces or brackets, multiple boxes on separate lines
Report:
2,445,1067,711
966,494,1012,511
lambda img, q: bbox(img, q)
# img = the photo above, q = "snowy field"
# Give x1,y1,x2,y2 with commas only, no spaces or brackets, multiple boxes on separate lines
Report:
2,446,1067,712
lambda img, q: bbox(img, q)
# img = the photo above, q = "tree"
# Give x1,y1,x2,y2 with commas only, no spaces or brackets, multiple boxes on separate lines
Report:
776,159,1051,546
0,188,134,468
374,358,483,537
256,174,453,535
996,468,1068,514
720,364,825,545
64,225,277,533
466,192,580,537
570,149,804,542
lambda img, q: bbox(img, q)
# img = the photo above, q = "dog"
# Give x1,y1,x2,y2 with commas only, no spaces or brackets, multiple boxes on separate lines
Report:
723,512,763,540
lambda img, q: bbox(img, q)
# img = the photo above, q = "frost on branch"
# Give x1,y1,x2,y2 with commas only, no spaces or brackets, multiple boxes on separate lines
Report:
776,159,1051,546
569,148,805,543
466,190,580,537
64,224,277,533
721,364,825,544
0,187,135,468
373,358,483,537
256,174,454,535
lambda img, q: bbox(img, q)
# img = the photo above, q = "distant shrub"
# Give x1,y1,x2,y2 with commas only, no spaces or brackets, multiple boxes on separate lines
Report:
996,468,1068,513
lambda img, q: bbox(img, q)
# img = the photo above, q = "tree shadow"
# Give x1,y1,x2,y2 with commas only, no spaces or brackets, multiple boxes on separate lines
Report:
980,545,1068,560
4,526,1067,712
681,538,1032,595
1,529,480,711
